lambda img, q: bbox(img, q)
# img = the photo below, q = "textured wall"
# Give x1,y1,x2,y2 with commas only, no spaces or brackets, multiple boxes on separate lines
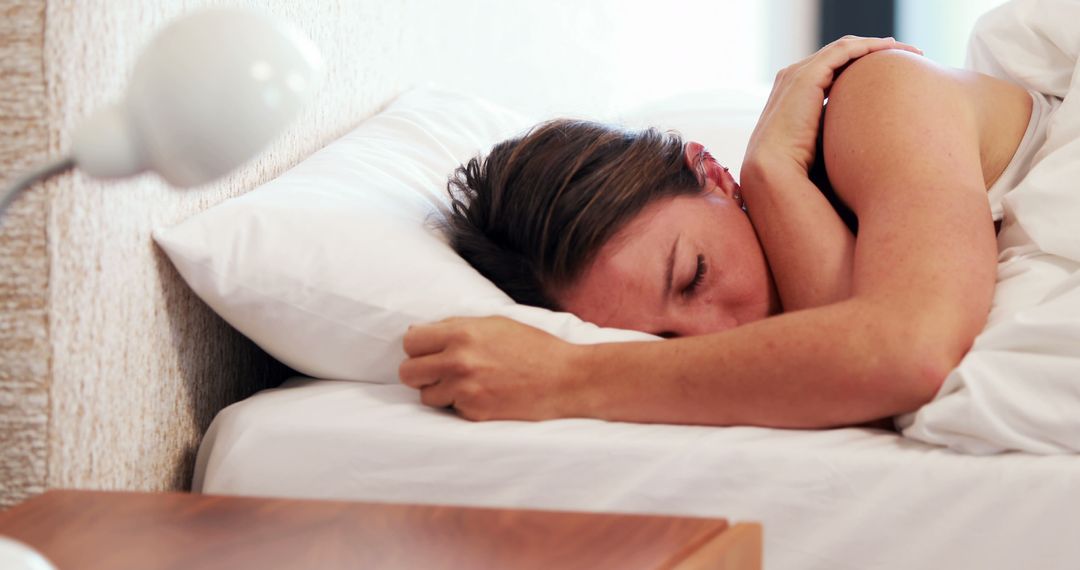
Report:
0,0,52,509
1,0,778,509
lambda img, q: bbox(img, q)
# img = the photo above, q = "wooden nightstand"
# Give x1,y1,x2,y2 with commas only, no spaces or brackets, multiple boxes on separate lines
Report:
0,490,762,569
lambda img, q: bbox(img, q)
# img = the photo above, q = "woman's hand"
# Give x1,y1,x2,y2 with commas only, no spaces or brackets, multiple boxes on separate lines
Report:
743,36,922,175
399,316,586,421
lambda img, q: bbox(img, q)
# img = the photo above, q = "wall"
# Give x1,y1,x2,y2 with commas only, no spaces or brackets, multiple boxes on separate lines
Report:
897,0,1008,67
0,0,52,510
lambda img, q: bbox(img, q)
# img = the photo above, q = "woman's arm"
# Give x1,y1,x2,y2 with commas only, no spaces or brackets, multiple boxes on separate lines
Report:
825,49,999,360
401,49,998,428
403,295,938,427
737,38,922,313
740,163,855,311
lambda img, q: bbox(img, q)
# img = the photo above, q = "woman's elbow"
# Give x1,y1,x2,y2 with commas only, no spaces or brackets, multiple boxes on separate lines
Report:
865,350,951,418
906,352,954,407
914,313,984,404
871,320,969,413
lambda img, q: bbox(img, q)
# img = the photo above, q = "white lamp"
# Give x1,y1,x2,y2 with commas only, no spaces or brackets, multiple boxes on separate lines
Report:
0,8,322,569
0,8,324,215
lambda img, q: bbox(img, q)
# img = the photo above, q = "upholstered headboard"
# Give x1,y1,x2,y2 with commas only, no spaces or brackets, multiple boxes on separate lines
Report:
0,0,804,508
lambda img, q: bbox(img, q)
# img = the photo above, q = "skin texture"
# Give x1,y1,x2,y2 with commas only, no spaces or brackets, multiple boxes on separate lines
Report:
400,40,1032,427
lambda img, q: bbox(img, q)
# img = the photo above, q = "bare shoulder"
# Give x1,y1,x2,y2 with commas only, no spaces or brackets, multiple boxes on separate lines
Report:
823,48,1030,201
822,50,979,205
827,49,975,131
833,48,958,89
828,47,1030,124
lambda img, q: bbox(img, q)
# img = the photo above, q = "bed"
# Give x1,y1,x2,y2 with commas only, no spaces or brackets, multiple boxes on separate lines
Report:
195,378,1080,570
4,1,1080,569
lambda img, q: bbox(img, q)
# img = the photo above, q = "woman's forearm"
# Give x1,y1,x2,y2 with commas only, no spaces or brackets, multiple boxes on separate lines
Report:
740,160,855,312
571,296,944,429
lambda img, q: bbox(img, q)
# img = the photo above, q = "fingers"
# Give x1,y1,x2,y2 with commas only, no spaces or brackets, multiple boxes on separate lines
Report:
827,34,921,54
402,318,467,357
781,36,923,92
398,352,448,389
400,318,485,388
823,37,922,68
420,380,456,408
400,320,466,388
788,36,922,90
403,315,483,356
420,381,488,421
401,316,499,389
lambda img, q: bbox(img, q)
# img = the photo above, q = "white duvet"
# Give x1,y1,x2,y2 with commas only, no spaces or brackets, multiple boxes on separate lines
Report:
897,0,1080,454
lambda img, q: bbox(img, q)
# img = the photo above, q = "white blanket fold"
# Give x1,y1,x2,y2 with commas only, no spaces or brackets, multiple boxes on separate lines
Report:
897,0,1080,454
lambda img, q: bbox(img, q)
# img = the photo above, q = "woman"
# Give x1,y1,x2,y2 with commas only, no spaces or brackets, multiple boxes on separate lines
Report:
398,36,1037,429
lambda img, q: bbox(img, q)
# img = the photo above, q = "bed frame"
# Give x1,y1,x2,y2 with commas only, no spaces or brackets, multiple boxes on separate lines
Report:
0,0,807,509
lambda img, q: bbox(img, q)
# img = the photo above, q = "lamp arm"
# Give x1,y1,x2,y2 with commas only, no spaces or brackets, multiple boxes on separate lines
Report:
0,156,75,219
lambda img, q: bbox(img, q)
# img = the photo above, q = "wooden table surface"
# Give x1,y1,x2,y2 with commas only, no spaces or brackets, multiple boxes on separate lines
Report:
0,490,762,569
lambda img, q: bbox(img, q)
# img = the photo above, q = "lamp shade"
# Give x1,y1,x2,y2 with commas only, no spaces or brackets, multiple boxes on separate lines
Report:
70,9,324,187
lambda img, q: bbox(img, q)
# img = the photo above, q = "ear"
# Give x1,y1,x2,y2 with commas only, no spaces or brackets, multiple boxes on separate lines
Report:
683,140,736,199
683,141,707,184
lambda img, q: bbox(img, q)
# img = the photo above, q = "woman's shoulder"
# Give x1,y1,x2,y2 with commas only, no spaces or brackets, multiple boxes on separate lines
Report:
830,47,1028,110
824,48,1031,194
829,49,972,116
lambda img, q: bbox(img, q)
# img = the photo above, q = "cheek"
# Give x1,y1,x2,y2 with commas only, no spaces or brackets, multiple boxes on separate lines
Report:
687,289,739,333
707,240,768,305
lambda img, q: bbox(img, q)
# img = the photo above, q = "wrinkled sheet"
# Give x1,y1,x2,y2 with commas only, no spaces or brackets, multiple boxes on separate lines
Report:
897,0,1080,454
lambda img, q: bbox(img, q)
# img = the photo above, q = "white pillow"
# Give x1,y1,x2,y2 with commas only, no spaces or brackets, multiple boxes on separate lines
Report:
154,88,658,384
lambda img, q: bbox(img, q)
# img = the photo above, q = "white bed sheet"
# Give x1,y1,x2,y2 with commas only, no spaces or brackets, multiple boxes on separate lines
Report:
195,378,1080,570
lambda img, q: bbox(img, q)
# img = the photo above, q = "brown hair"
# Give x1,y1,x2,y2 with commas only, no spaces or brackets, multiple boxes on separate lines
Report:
444,119,706,310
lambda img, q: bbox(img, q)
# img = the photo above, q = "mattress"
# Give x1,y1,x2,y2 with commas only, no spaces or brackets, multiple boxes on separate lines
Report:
195,378,1080,570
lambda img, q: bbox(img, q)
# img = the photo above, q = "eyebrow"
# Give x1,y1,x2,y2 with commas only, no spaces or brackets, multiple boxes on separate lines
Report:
664,234,681,300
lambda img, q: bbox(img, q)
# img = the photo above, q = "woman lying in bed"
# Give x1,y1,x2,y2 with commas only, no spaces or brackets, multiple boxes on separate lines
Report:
399,37,1035,428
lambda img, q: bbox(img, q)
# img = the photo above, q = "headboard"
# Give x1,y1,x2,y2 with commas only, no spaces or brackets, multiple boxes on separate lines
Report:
0,0,801,508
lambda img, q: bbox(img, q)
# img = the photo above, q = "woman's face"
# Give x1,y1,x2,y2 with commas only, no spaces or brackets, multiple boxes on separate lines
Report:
556,143,780,338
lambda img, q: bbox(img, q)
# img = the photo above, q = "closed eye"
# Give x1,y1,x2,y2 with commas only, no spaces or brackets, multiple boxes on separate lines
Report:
682,254,707,297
